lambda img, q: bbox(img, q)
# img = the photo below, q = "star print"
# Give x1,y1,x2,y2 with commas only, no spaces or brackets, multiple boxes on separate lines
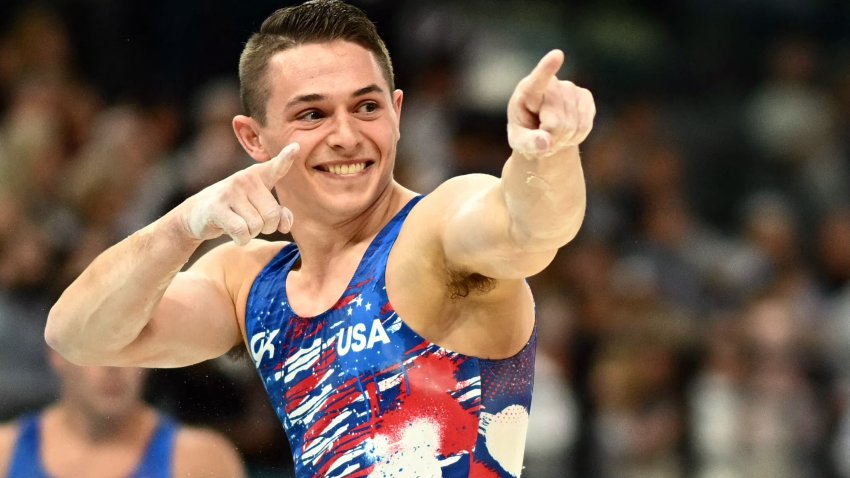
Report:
365,303,371,311
354,295,364,307
347,307,353,316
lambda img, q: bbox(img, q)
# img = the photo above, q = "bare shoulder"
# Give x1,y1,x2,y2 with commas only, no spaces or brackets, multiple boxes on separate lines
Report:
173,426,246,478
191,238,289,275
402,174,498,243
422,174,499,211
0,421,20,476
186,239,289,297
163,239,290,353
395,174,502,271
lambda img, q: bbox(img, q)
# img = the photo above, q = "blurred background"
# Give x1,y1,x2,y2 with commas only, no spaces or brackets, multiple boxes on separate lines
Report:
0,0,849,476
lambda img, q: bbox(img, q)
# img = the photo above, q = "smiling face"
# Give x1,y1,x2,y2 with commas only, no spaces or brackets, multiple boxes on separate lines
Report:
246,40,403,222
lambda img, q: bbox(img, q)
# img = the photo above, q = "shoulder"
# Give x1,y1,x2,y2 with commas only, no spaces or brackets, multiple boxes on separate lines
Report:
393,174,500,256
189,239,289,290
172,426,246,478
193,238,289,272
177,239,290,346
425,174,499,208
390,175,504,296
404,174,499,234
0,420,21,476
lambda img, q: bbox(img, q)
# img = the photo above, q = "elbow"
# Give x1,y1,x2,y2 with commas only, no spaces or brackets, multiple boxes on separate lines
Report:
45,292,150,366
45,305,66,351
44,305,91,365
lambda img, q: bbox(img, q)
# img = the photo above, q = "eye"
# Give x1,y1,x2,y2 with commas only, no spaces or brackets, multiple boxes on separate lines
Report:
357,101,379,114
297,109,325,122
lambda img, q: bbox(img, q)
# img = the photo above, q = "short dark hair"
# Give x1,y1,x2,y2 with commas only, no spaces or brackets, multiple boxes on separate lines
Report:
238,0,394,125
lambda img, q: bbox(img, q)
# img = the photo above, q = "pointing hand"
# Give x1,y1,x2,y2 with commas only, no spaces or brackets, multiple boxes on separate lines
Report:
507,50,596,158
181,142,300,246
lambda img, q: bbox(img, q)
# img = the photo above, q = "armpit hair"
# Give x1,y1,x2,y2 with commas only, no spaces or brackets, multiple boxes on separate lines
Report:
446,269,497,300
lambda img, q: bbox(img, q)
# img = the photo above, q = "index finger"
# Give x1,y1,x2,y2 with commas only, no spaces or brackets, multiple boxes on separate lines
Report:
522,49,565,95
258,142,300,188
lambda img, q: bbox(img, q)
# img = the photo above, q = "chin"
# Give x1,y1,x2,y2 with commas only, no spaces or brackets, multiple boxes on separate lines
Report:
325,198,372,219
320,184,383,212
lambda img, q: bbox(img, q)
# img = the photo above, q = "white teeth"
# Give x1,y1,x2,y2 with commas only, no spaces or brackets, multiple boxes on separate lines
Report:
325,162,366,175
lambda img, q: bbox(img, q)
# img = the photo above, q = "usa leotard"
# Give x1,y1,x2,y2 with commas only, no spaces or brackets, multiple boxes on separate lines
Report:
245,196,537,477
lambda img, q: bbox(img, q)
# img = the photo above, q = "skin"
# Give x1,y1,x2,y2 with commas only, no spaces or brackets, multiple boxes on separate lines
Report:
0,351,246,478
45,40,594,367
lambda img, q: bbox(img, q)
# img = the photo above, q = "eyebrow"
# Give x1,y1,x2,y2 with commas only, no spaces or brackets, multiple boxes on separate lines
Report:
352,84,383,97
285,84,384,109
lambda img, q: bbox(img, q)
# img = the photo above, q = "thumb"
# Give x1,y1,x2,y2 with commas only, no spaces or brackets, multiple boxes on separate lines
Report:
278,207,294,234
258,142,300,188
508,123,552,156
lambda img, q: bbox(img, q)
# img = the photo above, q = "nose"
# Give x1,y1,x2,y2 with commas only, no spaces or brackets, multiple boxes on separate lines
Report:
326,111,361,153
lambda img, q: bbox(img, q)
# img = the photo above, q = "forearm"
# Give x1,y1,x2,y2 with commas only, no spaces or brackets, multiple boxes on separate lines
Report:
501,145,586,251
497,49,593,252
45,210,202,363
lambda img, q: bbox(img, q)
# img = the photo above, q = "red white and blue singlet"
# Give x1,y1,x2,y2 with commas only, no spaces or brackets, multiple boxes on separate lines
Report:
245,196,537,477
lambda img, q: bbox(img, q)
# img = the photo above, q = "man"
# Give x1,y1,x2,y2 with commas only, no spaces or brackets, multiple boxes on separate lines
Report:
0,350,246,477
45,0,594,476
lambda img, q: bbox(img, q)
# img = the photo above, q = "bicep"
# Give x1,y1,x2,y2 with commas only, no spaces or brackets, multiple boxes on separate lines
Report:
114,270,242,368
438,175,558,279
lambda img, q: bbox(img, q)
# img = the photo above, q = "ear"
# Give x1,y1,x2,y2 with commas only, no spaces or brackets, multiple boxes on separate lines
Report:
392,89,404,139
392,89,403,117
232,115,272,163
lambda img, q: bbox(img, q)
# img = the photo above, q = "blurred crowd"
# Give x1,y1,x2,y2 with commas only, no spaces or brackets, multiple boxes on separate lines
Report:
1,0,849,477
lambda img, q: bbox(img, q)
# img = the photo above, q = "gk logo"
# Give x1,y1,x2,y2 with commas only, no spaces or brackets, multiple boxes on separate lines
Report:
250,329,279,365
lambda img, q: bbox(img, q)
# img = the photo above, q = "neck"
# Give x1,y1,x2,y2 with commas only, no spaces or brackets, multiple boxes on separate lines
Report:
52,401,152,443
289,181,415,266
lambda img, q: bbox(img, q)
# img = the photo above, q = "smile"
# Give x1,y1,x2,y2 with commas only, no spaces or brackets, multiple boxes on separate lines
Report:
317,162,371,176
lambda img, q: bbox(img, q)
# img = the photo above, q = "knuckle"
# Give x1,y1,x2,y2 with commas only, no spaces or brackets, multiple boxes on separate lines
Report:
227,221,248,237
231,170,254,188
558,80,575,92
261,206,280,222
247,216,263,232
261,222,279,235
210,188,231,205
580,88,595,104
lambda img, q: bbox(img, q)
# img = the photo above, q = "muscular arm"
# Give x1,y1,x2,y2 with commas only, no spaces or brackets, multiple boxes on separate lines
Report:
44,214,234,368
442,50,594,279
45,144,300,368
